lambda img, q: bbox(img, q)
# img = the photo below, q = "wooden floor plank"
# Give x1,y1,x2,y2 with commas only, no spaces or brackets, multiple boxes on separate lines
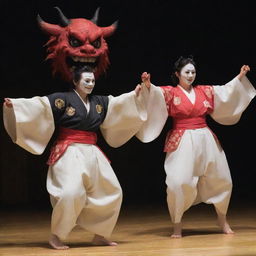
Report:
0,203,255,256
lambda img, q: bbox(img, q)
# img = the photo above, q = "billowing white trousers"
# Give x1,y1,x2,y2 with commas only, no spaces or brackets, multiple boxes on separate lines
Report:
47,143,122,240
164,128,232,223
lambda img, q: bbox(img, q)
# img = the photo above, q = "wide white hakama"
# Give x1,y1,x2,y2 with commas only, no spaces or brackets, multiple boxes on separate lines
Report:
165,128,232,223
47,144,122,239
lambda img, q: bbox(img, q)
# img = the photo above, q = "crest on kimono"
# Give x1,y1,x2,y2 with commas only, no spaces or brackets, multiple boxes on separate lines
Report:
66,106,76,116
96,104,103,113
173,96,181,105
55,98,65,109
203,100,211,108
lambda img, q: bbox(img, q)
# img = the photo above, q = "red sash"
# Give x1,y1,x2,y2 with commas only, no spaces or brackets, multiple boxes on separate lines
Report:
47,127,103,165
173,117,207,129
164,117,208,152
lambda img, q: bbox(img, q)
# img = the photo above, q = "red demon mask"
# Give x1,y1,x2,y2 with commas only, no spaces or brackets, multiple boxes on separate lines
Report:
38,7,117,82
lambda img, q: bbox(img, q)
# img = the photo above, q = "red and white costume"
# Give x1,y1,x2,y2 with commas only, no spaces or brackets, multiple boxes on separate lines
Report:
136,76,256,223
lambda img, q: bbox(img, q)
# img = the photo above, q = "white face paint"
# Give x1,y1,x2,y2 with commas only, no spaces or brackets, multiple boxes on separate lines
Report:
177,63,196,87
75,72,95,96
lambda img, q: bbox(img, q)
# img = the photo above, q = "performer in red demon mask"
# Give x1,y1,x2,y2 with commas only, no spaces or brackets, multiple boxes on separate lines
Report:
3,8,150,249
136,56,256,238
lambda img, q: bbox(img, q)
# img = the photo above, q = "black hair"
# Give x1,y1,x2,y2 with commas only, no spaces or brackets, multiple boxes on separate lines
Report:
73,66,94,84
171,56,196,85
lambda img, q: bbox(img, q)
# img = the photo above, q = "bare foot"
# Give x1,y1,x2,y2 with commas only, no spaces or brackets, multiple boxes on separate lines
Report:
49,234,69,250
171,222,182,238
217,215,234,234
92,234,117,246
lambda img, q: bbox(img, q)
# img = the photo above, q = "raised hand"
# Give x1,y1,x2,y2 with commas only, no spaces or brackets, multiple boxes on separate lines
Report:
135,72,152,97
135,84,142,97
237,65,250,81
4,98,13,108
141,72,151,89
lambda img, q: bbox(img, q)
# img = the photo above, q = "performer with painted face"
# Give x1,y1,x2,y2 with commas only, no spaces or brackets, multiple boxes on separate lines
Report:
3,65,149,249
3,8,150,249
136,56,256,238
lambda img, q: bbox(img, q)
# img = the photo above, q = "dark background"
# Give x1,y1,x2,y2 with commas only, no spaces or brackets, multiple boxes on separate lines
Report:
1,0,256,210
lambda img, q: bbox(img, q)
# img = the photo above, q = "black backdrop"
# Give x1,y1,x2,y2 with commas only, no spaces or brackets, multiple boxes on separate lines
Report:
1,0,256,209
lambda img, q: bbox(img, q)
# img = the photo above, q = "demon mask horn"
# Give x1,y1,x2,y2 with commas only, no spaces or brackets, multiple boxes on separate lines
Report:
90,7,118,38
37,6,70,35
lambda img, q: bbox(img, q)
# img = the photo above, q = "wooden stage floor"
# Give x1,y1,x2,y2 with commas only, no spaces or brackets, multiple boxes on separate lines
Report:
0,202,255,256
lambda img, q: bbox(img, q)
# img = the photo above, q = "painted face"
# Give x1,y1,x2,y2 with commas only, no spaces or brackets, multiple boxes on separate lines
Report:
177,63,196,87
74,72,95,95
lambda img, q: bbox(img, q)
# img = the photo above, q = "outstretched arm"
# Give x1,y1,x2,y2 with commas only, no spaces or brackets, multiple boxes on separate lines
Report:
3,96,55,154
210,65,256,125
101,71,168,147
237,65,250,81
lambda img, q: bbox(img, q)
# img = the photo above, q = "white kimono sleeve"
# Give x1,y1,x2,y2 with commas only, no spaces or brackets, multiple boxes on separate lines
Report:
135,84,168,142
3,96,55,154
100,90,148,148
210,76,256,125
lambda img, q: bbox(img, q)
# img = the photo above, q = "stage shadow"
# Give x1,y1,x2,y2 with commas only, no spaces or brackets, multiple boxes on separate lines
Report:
0,242,51,249
133,227,237,237
0,240,130,249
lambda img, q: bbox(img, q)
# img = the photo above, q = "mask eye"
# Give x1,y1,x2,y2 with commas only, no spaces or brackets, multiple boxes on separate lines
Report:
69,36,83,47
91,38,101,49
